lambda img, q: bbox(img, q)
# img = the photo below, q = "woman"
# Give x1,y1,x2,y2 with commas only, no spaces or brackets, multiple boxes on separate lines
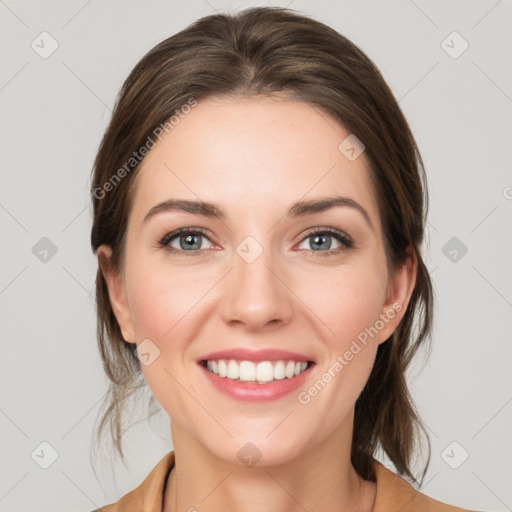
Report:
90,7,472,512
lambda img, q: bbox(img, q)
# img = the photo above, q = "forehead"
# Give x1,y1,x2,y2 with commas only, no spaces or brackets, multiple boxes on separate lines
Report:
129,95,379,227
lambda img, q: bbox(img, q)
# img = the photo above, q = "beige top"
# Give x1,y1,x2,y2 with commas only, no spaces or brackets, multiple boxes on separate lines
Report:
93,451,471,512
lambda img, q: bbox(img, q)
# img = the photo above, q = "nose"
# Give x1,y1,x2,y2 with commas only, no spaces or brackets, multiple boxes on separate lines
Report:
220,242,294,333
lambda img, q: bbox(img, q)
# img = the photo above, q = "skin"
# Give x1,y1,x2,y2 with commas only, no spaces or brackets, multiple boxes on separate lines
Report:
98,95,416,512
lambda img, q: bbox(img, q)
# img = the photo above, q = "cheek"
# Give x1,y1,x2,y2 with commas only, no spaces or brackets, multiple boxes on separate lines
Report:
301,260,388,343
127,275,171,340
123,259,207,413
293,266,386,428
125,254,210,341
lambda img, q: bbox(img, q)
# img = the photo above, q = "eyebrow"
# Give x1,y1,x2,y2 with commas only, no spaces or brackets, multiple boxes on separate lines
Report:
143,196,374,231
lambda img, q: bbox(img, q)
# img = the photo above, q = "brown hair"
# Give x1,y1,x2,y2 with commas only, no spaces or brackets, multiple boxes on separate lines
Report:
90,6,433,484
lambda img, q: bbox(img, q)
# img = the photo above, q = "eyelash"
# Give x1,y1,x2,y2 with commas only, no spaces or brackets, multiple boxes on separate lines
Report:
157,227,354,258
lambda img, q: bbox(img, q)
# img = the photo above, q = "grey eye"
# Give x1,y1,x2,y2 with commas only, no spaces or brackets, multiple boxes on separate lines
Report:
168,232,213,251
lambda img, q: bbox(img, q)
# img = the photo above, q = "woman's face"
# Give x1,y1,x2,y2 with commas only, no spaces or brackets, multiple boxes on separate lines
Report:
99,95,415,467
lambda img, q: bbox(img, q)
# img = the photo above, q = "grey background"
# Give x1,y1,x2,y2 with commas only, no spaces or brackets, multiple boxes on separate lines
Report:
1,1,511,511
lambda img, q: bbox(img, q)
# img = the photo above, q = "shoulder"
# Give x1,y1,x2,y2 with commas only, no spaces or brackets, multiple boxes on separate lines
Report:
92,451,175,512
373,461,474,512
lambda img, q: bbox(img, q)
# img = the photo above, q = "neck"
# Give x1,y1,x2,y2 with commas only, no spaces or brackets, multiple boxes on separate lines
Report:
163,421,376,512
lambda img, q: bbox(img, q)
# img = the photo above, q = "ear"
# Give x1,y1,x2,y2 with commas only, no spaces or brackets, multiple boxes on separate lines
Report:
97,244,136,344
377,246,417,345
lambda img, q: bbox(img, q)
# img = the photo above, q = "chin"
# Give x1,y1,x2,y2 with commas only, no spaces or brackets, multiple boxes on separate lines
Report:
201,431,308,470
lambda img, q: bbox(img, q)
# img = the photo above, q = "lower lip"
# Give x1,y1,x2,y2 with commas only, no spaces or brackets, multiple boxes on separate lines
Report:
199,363,314,402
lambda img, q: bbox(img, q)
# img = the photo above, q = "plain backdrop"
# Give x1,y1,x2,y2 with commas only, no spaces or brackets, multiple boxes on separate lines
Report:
1,1,511,511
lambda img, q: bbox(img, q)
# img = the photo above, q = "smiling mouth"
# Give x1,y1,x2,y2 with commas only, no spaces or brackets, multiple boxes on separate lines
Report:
200,359,314,384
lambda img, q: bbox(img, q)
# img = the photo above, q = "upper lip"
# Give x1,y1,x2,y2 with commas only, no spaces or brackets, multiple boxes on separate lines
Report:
198,348,314,363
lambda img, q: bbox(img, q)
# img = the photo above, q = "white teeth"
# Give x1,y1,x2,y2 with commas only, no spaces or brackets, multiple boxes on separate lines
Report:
256,361,274,382
227,360,239,379
285,361,295,378
218,359,227,377
204,359,310,382
273,361,286,380
239,361,255,381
